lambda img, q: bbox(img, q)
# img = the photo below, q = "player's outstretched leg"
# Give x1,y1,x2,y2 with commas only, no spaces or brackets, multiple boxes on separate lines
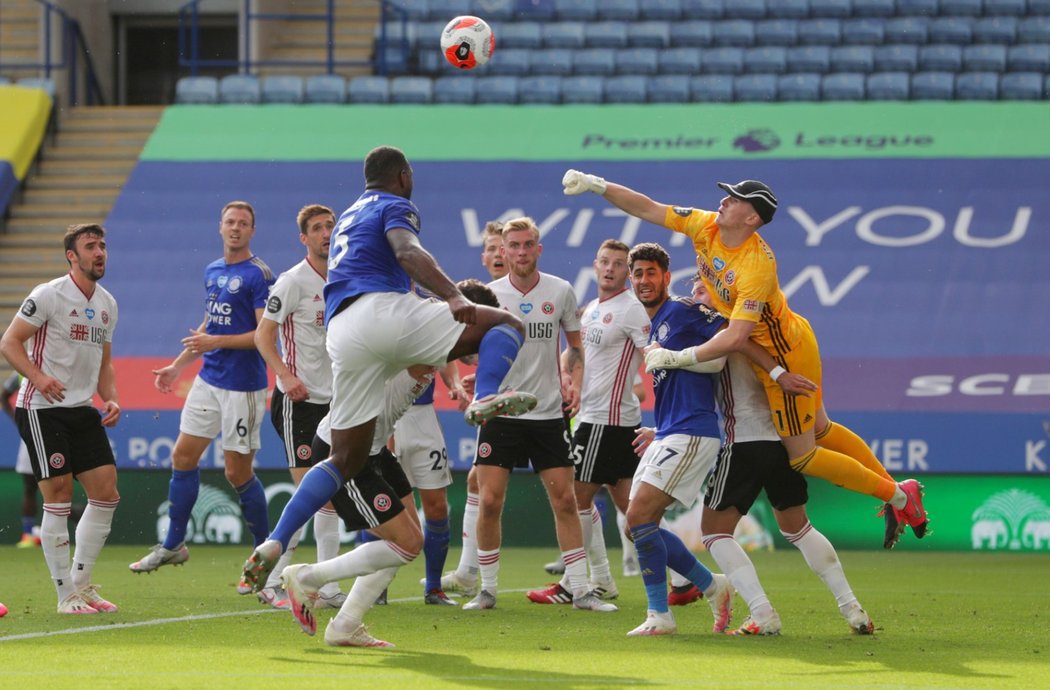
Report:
241,539,283,593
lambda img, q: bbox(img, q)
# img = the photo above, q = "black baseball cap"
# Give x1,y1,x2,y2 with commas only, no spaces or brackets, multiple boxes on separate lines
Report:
716,180,778,224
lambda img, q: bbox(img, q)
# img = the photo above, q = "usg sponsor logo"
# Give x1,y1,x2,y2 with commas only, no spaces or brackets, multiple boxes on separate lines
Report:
971,489,1050,551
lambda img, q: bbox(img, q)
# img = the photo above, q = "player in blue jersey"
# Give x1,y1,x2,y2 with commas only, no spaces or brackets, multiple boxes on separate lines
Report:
241,146,536,591
621,242,735,637
130,201,275,578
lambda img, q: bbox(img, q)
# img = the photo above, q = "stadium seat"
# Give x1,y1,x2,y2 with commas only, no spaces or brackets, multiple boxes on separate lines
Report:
809,0,851,18
514,0,557,20
418,49,461,75
487,48,531,75
394,0,430,21
469,0,515,21
831,45,875,72
821,72,865,100
553,0,597,20
874,44,919,71
639,0,682,20
842,19,885,45
669,21,714,47
261,75,304,104
866,72,910,99
427,0,470,20
304,75,346,103
542,22,586,48
896,0,938,15
1007,44,1050,72
999,72,1043,99
690,74,734,101
955,72,999,100
175,76,218,104
723,0,765,19
919,45,963,71
604,75,648,102
390,76,433,103
766,0,808,19
597,0,641,20
374,45,412,75
412,21,445,52
658,47,702,74
972,17,1018,44
851,0,895,17
347,76,389,103
744,47,788,73
798,19,842,46
529,50,573,75
1029,0,1050,12
963,44,1007,72
648,74,691,101
585,22,629,48
734,74,777,101
911,71,955,99
754,20,800,47
615,48,660,74
713,20,756,47
1017,18,1050,45
561,75,604,103
702,47,745,74
777,73,822,101
433,75,476,103
574,48,617,75
627,21,671,47
884,17,930,45
681,0,724,18
499,22,542,49
929,18,973,44
982,0,1026,14
518,75,560,103
474,75,519,104
939,0,981,15
219,75,261,104
787,45,831,72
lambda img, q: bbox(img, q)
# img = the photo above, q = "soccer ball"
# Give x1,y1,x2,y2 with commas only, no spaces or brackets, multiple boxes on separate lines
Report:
440,15,495,70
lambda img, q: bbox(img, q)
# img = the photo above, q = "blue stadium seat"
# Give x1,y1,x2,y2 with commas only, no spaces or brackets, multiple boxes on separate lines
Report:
939,0,982,15
956,72,999,100
518,75,561,103
553,0,596,20
999,72,1043,100
412,21,445,52
798,19,842,46
500,22,543,48
374,45,412,75
1028,0,1050,12
896,0,938,15
842,19,885,45
754,20,800,46
963,44,1007,72
604,75,648,102
529,50,573,75
261,75,304,104
874,44,919,71
682,0,724,18
574,48,617,75
866,72,910,99
884,17,930,44
648,74,691,101
487,48,531,75
561,75,604,103
972,17,1018,44
702,47,745,74
831,45,875,72
475,75,519,103
929,17,973,44
175,76,218,104
911,71,955,99
658,47,702,73
428,0,469,19
390,76,433,103
1007,44,1050,72
543,22,586,48
219,75,261,104
734,74,777,101
639,0,682,20
1017,18,1050,45
787,45,831,72
744,47,788,73
469,0,515,21
920,44,963,71
627,21,671,47
767,0,809,19
690,74,734,101
616,48,660,74
851,0,895,16
777,73,822,100
394,0,430,21
597,0,641,20
713,20,756,46
821,73,865,100
585,22,629,48
433,75,477,103
347,76,389,103
304,75,346,103
809,0,851,17
514,0,557,20
723,0,766,19
670,21,714,47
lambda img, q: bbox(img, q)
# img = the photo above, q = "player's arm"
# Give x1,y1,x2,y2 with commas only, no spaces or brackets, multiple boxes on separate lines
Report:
255,317,309,402
438,361,469,411
152,316,206,394
96,341,120,427
562,170,667,226
560,330,584,417
644,319,752,373
0,316,65,404
738,339,818,397
387,227,475,325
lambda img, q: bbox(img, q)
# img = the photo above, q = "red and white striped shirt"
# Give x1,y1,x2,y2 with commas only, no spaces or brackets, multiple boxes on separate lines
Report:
263,259,331,403
577,289,648,427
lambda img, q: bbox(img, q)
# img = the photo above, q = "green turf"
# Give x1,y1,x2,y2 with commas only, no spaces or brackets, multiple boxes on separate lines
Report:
0,545,1045,689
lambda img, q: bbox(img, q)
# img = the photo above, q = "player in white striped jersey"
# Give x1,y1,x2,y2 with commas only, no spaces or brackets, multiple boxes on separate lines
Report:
1,224,121,614
252,204,344,610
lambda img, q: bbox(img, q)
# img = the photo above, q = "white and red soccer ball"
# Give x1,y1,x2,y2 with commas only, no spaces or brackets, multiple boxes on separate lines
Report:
441,15,495,69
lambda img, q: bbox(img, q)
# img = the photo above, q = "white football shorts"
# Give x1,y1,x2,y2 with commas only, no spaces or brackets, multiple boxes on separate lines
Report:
179,376,265,453
630,433,720,510
393,403,452,490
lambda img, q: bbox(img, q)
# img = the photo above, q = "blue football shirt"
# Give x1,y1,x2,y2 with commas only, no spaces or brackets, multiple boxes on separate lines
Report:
200,255,274,392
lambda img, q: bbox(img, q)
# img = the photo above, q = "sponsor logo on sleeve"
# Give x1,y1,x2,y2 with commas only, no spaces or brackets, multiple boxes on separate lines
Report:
21,299,36,317
742,299,761,313
405,211,420,231
267,295,282,314
672,206,694,217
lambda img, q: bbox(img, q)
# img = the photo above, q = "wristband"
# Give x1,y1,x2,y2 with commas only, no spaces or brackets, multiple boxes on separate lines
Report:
769,365,787,382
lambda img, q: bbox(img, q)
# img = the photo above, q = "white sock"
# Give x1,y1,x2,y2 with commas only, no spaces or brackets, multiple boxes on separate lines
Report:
313,508,342,597
585,506,613,584
478,548,500,594
563,547,588,597
266,527,302,589
42,503,73,601
456,493,480,578
331,567,398,632
71,499,118,590
784,522,859,614
616,509,638,571
302,540,414,589
889,485,907,509
704,533,774,621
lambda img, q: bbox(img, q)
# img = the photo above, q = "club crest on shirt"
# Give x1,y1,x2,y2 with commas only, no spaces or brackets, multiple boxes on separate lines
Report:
520,303,533,314
227,276,243,294
101,311,109,325
656,321,670,343
21,299,36,317
49,452,65,469
542,302,554,315
602,312,613,324
724,270,736,285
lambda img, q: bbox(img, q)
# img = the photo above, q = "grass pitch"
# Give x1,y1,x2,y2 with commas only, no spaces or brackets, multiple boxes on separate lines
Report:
0,545,1045,689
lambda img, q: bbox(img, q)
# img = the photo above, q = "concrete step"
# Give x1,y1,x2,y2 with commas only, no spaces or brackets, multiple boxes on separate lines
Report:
68,105,164,119
56,131,152,148
60,119,159,134
23,187,120,205
28,174,126,191
2,218,76,234
0,233,68,249
37,160,137,176
43,145,144,161
9,203,111,219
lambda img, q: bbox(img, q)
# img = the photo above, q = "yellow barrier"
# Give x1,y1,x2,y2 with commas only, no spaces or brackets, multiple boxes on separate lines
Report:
0,85,52,181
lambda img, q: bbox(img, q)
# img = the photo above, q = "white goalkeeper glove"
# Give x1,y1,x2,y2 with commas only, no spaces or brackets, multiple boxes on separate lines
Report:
644,347,697,373
562,169,607,196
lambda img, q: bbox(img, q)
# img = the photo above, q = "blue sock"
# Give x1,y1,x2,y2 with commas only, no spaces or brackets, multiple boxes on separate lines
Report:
423,518,451,592
235,475,270,547
271,460,342,550
163,468,200,550
631,522,669,614
660,528,713,592
21,516,35,535
474,324,524,399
